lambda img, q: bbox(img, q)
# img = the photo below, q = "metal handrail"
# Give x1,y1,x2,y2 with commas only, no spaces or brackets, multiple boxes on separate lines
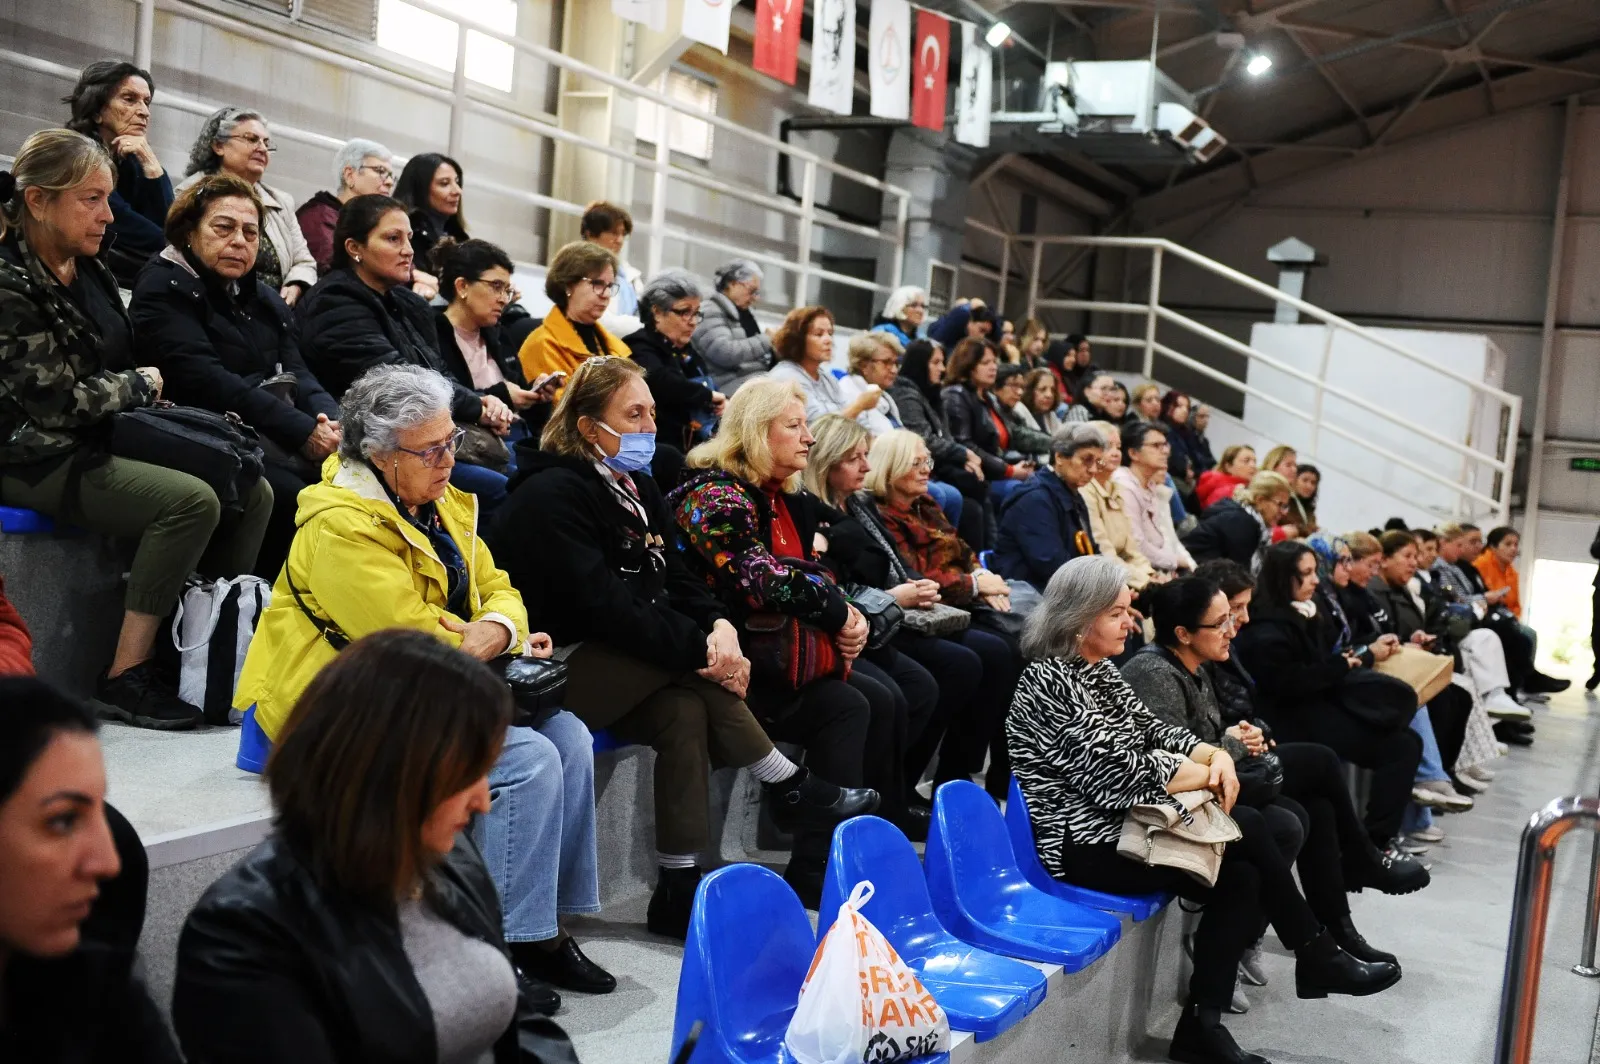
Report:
1495,795,1600,1064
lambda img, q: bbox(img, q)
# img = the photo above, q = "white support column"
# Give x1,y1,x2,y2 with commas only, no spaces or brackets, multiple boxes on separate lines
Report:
1308,323,1335,458
647,99,669,279
1142,246,1163,379
795,158,817,306
135,0,156,71
447,28,469,159
891,193,909,288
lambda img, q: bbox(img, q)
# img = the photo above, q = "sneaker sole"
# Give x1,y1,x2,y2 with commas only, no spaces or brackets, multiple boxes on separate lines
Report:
91,698,201,731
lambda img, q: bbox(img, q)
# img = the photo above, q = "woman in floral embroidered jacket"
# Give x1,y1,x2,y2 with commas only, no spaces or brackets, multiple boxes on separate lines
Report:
668,377,911,907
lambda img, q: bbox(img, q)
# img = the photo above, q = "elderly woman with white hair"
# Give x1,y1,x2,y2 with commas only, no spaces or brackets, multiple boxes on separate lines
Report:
872,284,929,346
693,258,772,394
179,106,317,305
233,363,614,1010
1009,555,1399,1064
626,269,726,486
294,136,395,278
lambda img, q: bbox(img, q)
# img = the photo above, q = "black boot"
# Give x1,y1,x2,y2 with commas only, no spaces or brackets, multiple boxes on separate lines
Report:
1343,844,1431,896
646,866,703,939
1494,720,1534,747
510,937,617,995
783,831,829,910
1294,928,1400,999
1586,669,1600,692
1525,670,1570,694
1168,1001,1272,1064
514,971,561,1016
1329,915,1398,967
765,767,879,833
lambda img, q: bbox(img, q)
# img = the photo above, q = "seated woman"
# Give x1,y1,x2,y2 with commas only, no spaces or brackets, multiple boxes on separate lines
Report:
1114,421,1196,578
1080,421,1160,592
130,173,342,580
692,258,772,395
1018,367,1063,437
1289,463,1320,535
1008,556,1399,1064
296,137,395,278
176,630,582,1060
1190,402,1217,472
1197,444,1257,511
992,364,1055,464
394,151,468,293
767,305,882,426
297,194,515,504
62,60,172,287
667,378,906,907
838,331,905,438
1123,578,1425,962
0,677,179,1062
871,285,928,347
992,423,1104,589
1231,542,1424,852
233,364,610,1003
941,338,1034,505
1182,471,1292,574
624,269,725,489
1062,372,1120,424
888,339,990,548
179,107,317,306
488,358,873,935
1160,389,1200,497
518,240,631,387
0,129,272,729
579,200,645,339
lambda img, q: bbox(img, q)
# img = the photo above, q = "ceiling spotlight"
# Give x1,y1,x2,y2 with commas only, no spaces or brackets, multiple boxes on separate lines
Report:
1245,53,1273,76
986,21,1011,48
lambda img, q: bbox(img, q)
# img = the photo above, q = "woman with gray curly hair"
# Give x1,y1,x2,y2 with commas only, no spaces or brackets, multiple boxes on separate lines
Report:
1008,555,1398,1064
692,257,772,394
178,106,317,303
234,362,615,1009
624,269,726,486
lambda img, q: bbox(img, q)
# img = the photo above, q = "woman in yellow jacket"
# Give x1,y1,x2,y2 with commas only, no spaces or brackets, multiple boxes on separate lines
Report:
234,363,615,1010
517,240,630,393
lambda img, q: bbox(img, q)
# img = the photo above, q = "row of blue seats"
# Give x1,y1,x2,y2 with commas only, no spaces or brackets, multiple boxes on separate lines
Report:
672,780,1170,1064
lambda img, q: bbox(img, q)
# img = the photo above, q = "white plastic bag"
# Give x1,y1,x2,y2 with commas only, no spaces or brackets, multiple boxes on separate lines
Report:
171,575,272,725
785,881,950,1064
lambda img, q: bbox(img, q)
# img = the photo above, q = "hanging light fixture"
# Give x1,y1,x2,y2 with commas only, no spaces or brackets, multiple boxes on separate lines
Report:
1245,53,1273,76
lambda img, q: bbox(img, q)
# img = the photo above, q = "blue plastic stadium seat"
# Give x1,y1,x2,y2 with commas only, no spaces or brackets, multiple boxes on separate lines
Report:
0,506,55,534
925,781,1121,972
827,367,847,380
589,727,624,753
1005,776,1169,921
977,549,994,570
236,705,271,774
674,864,948,1064
820,816,1046,1041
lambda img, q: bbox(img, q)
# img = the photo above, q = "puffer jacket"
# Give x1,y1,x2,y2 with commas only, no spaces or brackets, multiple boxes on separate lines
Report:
233,456,529,737
887,377,968,471
691,292,770,394
173,832,577,1064
0,230,153,468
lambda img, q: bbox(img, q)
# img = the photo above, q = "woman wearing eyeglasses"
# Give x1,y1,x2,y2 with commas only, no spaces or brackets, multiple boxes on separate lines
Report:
519,241,632,391
178,107,317,306
295,137,396,277
871,285,929,347
235,363,615,1010
625,269,724,487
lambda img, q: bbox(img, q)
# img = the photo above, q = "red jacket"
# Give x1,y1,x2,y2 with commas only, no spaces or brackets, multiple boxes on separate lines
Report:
0,575,34,676
1196,469,1246,511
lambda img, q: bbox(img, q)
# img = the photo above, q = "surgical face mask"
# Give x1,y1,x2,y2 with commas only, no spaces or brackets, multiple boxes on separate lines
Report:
597,420,655,473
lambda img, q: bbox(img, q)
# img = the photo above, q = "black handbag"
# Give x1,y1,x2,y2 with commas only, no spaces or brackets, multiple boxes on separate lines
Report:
849,586,904,650
497,655,568,730
1234,750,1285,808
1333,668,1417,733
110,402,265,513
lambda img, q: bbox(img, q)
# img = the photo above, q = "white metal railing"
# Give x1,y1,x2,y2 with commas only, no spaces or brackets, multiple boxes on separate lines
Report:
12,0,910,310
964,225,1520,522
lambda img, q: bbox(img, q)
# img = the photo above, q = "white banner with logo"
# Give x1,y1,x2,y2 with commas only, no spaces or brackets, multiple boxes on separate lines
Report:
681,0,734,54
954,22,992,147
808,0,857,116
868,0,911,120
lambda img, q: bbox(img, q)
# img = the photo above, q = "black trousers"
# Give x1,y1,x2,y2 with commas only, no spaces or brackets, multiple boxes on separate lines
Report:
1484,614,1535,690
1427,684,1472,784
1276,741,1374,923
255,458,318,581
1059,803,1322,1008
1592,585,1600,673
1271,708,1422,847
933,466,993,550
854,650,938,826
895,624,1022,791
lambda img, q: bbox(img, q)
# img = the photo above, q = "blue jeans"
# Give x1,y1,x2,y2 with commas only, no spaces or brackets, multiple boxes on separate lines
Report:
988,478,1025,507
450,460,509,509
471,711,601,942
927,480,962,526
1165,473,1188,524
1403,707,1446,833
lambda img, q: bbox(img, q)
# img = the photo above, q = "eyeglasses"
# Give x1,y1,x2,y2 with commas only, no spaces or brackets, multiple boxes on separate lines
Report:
666,305,704,324
359,163,395,181
868,356,898,367
395,428,465,468
580,278,621,297
910,457,932,472
226,132,276,153
1143,439,1171,451
905,300,928,309
472,278,513,299
1193,614,1238,634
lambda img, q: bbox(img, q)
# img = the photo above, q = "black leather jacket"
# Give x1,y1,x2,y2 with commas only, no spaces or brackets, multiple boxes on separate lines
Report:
172,833,578,1064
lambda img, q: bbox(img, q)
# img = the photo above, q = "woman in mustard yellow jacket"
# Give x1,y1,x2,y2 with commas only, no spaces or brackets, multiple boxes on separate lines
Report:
235,362,615,1009
516,240,630,392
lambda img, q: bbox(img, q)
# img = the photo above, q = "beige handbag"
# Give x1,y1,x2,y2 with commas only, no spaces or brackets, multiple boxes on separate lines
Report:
1117,788,1243,887
1374,644,1454,707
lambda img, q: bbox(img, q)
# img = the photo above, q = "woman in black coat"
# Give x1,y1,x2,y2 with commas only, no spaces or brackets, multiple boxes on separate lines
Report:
1231,542,1423,852
130,175,342,577
888,338,990,548
485,358,873,935
1181,472,1290,575
623,270,725,491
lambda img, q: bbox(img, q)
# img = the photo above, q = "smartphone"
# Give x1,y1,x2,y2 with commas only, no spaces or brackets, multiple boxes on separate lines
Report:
670,1020,703,1064
531,371,567,391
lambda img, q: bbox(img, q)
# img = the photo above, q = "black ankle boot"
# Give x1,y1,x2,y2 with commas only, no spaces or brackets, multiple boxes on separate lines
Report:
1586,669,1600,693
1329,915,1398,967
1168,1001,1272,1064
646,866,703,939
1294,928,1401,999
1344,844,1430,896
765,767,879,833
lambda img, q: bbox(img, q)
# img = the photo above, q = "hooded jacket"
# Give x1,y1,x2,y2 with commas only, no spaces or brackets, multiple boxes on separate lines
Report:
1195,469,1246,511
991,470,1098,588
234,456,528,737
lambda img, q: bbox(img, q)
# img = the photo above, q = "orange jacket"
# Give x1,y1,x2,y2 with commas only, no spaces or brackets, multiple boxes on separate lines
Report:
1473,550,1521,618
0,575,35,676
516,305,629,396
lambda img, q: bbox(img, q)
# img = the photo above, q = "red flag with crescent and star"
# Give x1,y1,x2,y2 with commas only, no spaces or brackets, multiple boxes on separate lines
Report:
912,9,949,132
753,0,801,85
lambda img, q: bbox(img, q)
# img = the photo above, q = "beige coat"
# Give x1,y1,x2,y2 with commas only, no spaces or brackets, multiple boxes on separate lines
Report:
175,174,318,290
1081,475,1160,590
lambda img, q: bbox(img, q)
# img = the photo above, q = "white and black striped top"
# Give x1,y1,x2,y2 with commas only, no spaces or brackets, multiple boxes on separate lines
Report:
1007,656,1203,873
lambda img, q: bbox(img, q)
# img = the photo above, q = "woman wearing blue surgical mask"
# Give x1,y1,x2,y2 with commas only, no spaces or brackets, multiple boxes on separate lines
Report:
486,356,877,939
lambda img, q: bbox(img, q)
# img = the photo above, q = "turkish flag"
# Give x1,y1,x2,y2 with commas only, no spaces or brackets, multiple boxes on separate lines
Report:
753,0,801,85
912,9,950,132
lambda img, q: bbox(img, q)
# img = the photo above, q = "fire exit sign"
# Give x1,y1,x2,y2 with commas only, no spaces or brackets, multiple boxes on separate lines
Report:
1571,457,1600,472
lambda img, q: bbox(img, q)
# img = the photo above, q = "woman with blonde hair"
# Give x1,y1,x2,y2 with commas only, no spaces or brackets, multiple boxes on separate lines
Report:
1130,381,1163,423
1079,421,1159,590
1182,470,1293,573
668,378,899,905
488,358,873,935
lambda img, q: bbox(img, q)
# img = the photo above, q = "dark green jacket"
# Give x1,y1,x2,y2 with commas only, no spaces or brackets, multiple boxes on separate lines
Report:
0,230,152,468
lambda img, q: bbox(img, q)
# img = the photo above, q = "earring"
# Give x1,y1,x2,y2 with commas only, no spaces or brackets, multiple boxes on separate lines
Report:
354,255,362,264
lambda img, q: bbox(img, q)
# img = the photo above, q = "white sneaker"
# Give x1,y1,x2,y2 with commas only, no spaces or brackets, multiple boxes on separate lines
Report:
1228,983,1250,1014
1239,942,1268,986
1409,823,1446,843
1464,764,1496,783
1485,689,1532,719
1413,780,1475,811
1453,772,1490,794
1496,741,1511,756
1389,835,1431,857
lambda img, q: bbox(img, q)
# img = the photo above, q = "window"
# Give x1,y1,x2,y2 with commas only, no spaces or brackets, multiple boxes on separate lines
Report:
635,68,718,162
375,0,516,92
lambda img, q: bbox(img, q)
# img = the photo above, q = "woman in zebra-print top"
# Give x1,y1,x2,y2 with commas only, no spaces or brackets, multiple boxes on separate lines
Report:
1007,557,1401,1064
